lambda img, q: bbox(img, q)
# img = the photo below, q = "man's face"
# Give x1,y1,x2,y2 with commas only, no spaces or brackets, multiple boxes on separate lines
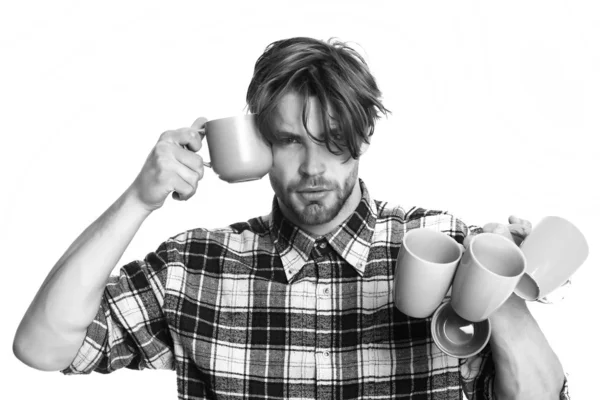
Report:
269,92,360,228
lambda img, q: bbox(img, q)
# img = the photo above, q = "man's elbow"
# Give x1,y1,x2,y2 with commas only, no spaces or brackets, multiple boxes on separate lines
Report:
13,331,75,372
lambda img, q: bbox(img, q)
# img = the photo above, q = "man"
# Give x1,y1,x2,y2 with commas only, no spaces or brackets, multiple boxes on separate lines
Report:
14,37,567,399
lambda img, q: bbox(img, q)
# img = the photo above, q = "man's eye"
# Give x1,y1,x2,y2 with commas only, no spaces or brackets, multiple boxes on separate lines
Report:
280,137,300,144
331,133,344,144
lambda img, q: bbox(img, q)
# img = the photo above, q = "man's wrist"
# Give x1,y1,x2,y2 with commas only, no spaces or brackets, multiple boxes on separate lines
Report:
488,294,531,336
120,186,155,219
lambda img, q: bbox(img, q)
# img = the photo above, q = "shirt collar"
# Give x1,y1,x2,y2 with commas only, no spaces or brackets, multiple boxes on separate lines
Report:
269,179,377,282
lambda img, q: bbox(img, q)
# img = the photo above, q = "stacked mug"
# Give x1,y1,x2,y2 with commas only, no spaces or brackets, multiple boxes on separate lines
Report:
393,217,588,358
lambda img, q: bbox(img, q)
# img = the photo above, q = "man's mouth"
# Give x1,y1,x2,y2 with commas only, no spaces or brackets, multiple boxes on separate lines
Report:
296,187,331,201
297,186,330,193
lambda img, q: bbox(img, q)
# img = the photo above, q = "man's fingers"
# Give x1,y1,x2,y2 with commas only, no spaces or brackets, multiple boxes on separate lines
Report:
160,128,203,152
175,162,202,189
171,175,195,201
171,165,200,201
467,217,533,248
482,222,513,241
507,215,532,245
508,224,528,240
508,215,532,232
191,117,208,132
177,128,203,152
173,145,205,175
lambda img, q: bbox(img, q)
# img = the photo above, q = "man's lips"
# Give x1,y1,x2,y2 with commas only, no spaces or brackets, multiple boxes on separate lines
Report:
295,187,331,201
298,189,329,193
296,186,330,193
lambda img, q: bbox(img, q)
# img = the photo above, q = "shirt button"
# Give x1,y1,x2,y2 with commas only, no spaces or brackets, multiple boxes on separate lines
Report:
323,350,331,358
322,287,330,296
319,242,327,249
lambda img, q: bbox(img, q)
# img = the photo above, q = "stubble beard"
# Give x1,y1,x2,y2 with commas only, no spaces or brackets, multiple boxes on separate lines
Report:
271,164,359,226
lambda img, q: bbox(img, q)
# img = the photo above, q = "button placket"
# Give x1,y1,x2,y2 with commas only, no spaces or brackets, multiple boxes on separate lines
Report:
315,348,333,381
318,285,331,298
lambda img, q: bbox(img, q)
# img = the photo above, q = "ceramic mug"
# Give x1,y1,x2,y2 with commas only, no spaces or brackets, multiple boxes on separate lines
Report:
514,216,589,301
394,228,463,318
199,114,272,183
450,233,526,322
431,233,525,358
431,301,491,358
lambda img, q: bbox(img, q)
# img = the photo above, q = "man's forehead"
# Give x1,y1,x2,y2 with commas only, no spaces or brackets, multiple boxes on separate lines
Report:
273,93,337,130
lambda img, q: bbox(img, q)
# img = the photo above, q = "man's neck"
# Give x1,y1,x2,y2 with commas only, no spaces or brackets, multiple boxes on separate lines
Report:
278,179,362,237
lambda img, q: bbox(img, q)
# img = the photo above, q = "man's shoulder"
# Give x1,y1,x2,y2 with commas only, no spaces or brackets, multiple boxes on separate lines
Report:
374,199,463,223
165,214,272,250
373,200,473,240
371,199,407,220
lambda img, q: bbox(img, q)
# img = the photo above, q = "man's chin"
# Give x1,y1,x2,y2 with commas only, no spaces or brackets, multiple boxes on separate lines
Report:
290,201,339,226
298,204,328,225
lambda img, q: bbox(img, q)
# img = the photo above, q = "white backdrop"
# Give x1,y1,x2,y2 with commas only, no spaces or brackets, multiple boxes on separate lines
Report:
1,1,598,398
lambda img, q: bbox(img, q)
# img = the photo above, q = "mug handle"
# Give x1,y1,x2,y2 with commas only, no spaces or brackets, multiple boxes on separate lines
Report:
198,127,212,169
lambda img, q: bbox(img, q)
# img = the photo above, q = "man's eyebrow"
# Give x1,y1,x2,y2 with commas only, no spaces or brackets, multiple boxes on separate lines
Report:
273,130,303,137
274,127,339,137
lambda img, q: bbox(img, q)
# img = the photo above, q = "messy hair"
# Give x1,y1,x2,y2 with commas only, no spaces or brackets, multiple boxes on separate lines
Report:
246,37,390,159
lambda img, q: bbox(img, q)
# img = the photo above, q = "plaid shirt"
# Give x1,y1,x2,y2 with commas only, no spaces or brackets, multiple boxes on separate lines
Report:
62,180,568,399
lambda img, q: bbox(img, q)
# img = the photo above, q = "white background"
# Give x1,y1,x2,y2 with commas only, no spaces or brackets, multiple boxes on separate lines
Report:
1,1,598,398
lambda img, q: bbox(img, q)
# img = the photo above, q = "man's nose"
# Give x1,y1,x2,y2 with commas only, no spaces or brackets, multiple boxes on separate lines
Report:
299,142,326,176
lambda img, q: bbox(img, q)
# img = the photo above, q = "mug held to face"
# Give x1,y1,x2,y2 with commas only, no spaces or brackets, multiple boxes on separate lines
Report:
201,115,273,183
393,229,463,319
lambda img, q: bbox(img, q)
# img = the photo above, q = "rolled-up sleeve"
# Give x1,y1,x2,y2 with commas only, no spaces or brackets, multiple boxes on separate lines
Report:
61,242,175,374
460,346,495,399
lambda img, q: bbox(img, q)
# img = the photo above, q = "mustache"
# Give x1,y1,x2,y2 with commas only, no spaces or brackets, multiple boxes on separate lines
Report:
291,177,337,192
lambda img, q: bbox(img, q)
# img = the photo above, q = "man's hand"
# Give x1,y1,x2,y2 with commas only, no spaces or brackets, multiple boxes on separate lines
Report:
463,215,532,248
483,215,532,246
128,117,208,211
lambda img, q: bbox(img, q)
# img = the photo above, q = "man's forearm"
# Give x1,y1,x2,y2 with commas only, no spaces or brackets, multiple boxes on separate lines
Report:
13,187,152,371
489,295,565,399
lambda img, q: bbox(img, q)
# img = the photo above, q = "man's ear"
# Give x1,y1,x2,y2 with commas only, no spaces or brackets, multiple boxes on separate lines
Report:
359,142,370,156
359,136,371,157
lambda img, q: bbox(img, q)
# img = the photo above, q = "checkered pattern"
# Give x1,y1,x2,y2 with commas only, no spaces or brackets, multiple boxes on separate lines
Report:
61,180,567,399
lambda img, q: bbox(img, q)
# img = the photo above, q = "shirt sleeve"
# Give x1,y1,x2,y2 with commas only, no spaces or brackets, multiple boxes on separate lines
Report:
459,346,494,399
60,241,175,374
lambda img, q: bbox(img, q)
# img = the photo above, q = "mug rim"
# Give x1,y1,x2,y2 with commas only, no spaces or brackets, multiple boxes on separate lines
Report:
402,228,463,266
431,302,492,358
205,113,256,125
469,233,527,278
